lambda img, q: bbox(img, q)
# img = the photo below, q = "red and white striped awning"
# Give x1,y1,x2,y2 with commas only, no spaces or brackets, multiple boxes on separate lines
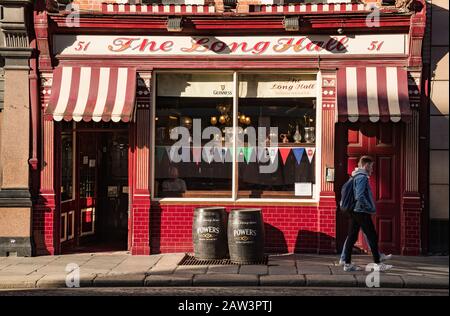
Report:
46,66,137,122
337,67,411,123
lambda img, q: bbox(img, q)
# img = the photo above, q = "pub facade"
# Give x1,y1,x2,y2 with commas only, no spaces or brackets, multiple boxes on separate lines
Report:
2,0,429,256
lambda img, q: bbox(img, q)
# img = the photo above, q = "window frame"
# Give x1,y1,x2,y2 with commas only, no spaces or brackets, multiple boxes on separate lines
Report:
151,70,322,203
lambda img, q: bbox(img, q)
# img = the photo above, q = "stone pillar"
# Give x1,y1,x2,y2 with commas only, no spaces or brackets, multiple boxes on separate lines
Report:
0,0,34,257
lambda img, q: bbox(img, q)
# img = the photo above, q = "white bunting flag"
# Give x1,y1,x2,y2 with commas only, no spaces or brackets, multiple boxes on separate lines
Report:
306,148,316,163
268,147,278,165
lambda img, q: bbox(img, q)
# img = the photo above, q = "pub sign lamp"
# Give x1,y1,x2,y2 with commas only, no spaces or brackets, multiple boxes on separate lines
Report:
283,16,300,32
167,17,183,32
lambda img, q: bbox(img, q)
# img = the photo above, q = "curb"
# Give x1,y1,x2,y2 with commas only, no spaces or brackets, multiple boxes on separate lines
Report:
1,274,448,290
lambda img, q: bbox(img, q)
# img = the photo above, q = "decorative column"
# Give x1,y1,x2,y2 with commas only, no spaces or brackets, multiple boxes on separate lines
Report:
400,72,422,256
32,3,59,255
318,71,337,254
130,72,152,255
400,1,426,256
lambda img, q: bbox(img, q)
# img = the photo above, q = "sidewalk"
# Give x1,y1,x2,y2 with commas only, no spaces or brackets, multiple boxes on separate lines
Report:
0,252,448,290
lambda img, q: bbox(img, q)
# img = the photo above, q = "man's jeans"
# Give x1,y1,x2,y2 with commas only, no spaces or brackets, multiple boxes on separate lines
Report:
341,212,381,264
340,234,376,261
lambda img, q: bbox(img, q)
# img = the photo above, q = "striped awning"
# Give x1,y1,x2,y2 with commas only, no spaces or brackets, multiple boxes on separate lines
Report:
337,67,411,123
46,66,137,122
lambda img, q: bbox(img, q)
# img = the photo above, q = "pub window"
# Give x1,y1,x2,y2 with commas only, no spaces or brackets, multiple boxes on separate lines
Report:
154,72,319,201
155,73,233,198
237,74,317,199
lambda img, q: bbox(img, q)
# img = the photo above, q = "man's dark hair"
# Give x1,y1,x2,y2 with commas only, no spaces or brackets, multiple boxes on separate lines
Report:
358,155,374,168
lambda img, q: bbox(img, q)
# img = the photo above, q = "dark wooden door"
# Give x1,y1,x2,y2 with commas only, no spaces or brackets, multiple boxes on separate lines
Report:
336,123,401,254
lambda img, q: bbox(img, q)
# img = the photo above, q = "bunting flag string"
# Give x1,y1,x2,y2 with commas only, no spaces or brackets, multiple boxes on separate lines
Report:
160,145,315,165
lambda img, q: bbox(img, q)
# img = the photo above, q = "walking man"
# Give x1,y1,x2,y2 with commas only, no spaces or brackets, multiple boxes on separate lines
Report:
342,156,393,272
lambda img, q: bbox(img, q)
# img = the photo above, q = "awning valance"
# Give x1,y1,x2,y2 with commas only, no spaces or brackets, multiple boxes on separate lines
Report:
337,67,411,123
46,66,137,122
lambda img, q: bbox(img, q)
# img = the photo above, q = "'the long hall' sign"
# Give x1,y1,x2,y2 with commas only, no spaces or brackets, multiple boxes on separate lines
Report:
54,34,408,56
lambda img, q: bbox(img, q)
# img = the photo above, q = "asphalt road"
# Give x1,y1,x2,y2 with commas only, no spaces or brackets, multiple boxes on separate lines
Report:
0,287,447,296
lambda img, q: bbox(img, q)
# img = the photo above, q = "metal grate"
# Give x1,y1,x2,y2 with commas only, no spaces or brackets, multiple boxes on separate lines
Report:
179,253,268,266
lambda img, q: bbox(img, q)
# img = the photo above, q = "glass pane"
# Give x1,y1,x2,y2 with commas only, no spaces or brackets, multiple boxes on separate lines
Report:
155,73,233,198
79,135,97,198
237,73,317,199
61,133,73,201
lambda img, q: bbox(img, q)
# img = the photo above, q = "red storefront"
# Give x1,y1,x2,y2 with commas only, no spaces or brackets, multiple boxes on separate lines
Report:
30,1,427,256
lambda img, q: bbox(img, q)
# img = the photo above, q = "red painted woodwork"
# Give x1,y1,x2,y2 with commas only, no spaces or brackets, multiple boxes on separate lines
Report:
33,117,60,255
336,123,402,254
130,107,151,255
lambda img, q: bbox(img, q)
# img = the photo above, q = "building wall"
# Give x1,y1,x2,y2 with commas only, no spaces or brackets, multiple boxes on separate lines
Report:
427,0,449,253
150,204,334,254
0,0,33,257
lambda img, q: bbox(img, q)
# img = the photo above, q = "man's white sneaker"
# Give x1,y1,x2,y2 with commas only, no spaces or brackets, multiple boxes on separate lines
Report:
338,259,345,266
380,253,393,262
343,264,363,272
373,263,393,272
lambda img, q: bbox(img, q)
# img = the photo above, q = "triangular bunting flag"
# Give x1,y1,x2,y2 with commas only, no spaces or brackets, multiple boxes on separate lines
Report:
214,147,224,163
237,147,245,162
165,146,176,162
268,147,278,165
292,147,305,165
192,147,202,165
306,148,316,163
258,147,270,163
203,147,215,164
243,147,254,164
279,148,292,165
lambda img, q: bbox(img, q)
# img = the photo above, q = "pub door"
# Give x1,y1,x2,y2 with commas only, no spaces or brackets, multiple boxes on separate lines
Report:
335,123,402,255
60,129,129,253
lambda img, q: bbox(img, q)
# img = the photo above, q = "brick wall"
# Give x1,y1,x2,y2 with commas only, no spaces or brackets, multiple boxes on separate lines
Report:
150,204,336,254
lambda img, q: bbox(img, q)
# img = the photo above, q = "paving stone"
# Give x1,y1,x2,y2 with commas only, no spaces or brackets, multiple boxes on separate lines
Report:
268,266,297,275
239,265,268,275
401,275,449,289
37,273,96,288
148,266,177,275
145,274,193,286
207,265,239,274
0,274,45,289
260,275,306,286
193,274,259,286
305,274,357,287
297,265,331,275
174,266,208,274
93,273,146,287
355,275,404,288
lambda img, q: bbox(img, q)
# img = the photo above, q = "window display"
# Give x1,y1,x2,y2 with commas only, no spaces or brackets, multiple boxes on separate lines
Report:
154,72,318,200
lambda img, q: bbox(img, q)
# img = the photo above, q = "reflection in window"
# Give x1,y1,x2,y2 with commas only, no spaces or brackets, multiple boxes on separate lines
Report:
155,73,233,198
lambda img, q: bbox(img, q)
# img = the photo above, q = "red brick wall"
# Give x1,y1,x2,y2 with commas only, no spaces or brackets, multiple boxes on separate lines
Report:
150,204,336,254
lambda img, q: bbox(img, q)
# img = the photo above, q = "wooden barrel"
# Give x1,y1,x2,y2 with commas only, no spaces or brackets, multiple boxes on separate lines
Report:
227,208,265,264
192,207,228,260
